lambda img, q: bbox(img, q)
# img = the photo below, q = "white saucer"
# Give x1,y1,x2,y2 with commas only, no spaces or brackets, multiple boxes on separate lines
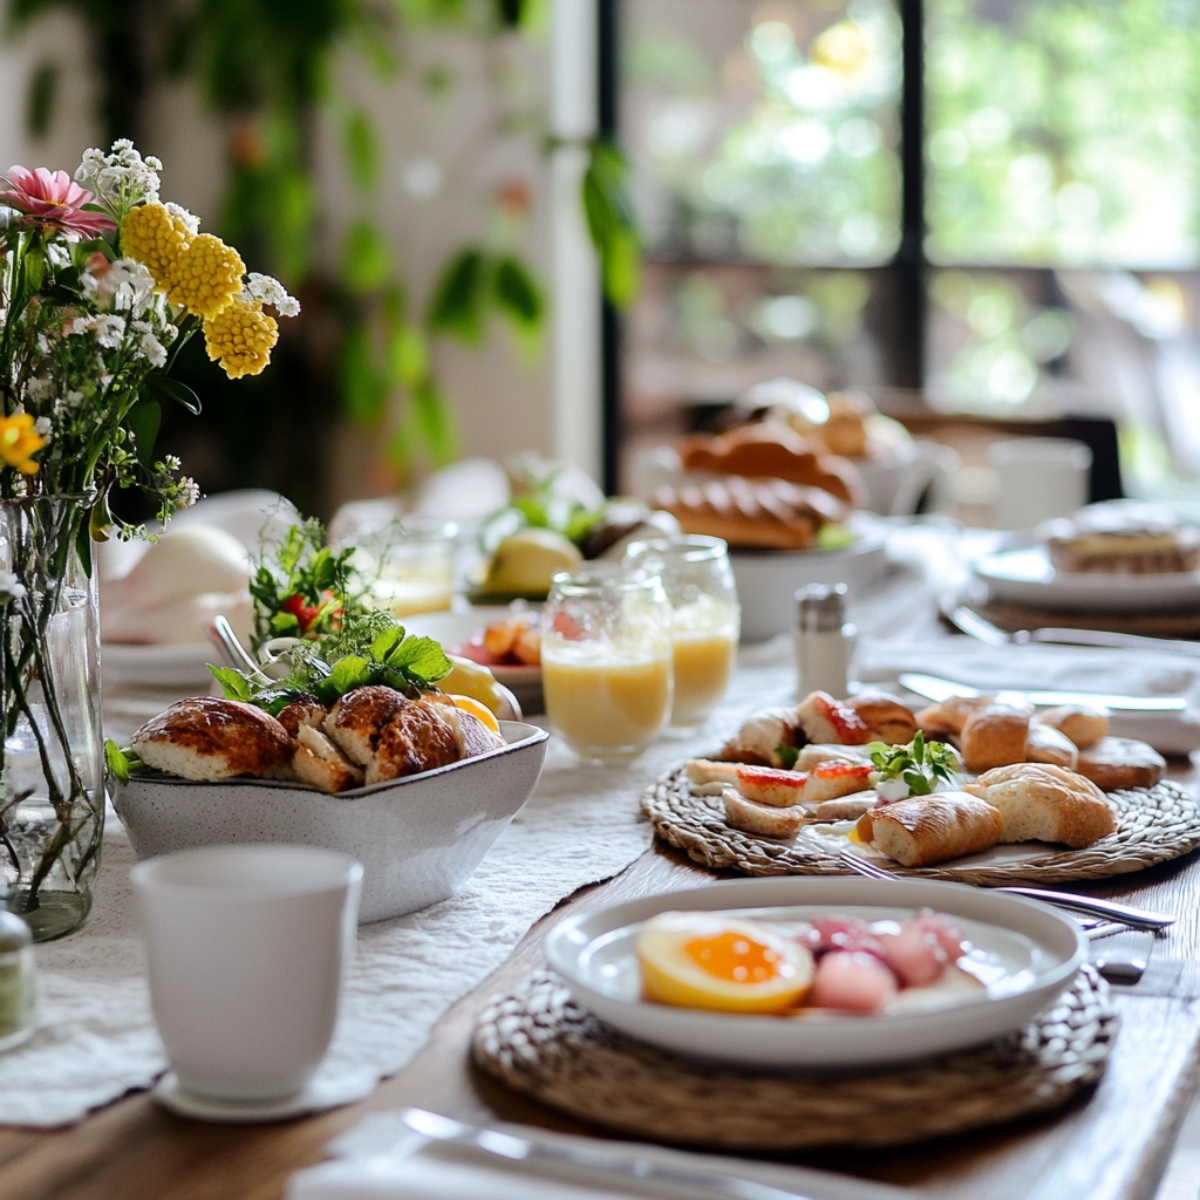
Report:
152,1071,368,1123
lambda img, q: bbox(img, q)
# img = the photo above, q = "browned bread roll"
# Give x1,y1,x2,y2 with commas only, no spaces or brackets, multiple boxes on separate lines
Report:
131,697,293,781
915,695,995,739
325,686,460,785
718,706,807,766
1025,721,1079,770
1036,704,1110,749
846,691,918,745
678,422,864,505
276,696,328,738
1075,736,1166,791
722,789,806,838
965,763,1117,847
855,792,1005,867
291,725,364,794
816,394,869,458
652,478,845,551
959,703,1032,773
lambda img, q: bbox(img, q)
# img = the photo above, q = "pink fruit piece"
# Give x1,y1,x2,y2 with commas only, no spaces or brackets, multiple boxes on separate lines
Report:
874,922,948,988
810,951,898,1013
912,911,967,961
805,916,880,956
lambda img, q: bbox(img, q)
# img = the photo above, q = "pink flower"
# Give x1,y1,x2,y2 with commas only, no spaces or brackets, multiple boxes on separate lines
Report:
0,167,116,239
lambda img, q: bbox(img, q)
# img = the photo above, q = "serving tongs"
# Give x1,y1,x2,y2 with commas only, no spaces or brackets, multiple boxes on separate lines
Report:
207,615,271,682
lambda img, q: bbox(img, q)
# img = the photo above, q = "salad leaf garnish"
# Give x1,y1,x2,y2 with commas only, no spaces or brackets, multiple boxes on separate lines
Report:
868,732,959,797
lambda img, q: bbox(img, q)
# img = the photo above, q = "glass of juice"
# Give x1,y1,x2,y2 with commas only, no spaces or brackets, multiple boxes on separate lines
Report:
349,518,459,618
541,564,674,762
624,535,740,727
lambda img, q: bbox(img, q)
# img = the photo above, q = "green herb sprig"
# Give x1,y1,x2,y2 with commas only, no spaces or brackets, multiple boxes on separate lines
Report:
868,731,959,796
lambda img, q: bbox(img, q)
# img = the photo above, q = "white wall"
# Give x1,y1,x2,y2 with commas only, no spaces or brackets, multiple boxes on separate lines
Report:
0,8,604,507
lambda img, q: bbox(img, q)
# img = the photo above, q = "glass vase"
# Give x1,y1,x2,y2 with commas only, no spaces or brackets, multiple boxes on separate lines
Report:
0,496,103,941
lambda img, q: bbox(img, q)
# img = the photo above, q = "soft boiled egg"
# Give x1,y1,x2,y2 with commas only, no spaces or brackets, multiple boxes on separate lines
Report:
636,912,814,1014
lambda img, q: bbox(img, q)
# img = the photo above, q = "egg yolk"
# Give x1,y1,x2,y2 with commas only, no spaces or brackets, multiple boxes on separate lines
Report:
685,932,789,984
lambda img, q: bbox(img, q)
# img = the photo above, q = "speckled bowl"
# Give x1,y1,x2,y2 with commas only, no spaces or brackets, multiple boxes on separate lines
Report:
112,720,549,923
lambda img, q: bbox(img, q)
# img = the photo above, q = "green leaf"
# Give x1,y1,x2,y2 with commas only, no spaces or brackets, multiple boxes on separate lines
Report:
126,399,162,469
492,255,543,330
329,654,371,694
207,664,253,702
413,377,459,466
342,219,391,293
26,60,57,140
23,243,45,292
427,248,488,343
104,739,130,786
371,626,407,662
387,634,452,683
339,324,387,425
343,108,380,191
776,745,800,770
384,324,427,388
269,611,302,636
582,140,641,308
147,375,202,414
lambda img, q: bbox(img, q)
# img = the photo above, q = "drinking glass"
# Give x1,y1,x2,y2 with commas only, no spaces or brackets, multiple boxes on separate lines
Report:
625,535,740,727
350,517,459,617
541,564,674,762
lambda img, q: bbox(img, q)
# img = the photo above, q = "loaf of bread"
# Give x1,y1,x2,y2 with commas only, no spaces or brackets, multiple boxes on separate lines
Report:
959,702,1032,773
291,724,364,793
855,792,1006,867
1075,736,1165,791
846,691,918,745
653,477,846,551
965,763,1117,847
679,423,864,505
915,695,994,739
717,706,807,767
131,697,293,782
1025,721,1079,770
1036,704,1110,749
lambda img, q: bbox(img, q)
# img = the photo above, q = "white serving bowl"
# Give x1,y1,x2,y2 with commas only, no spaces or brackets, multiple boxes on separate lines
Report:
545,875,1085,1069
113,720,549,923
730,515,889,642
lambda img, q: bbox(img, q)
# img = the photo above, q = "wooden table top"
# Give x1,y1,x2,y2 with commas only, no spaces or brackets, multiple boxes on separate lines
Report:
3,779,1199,1200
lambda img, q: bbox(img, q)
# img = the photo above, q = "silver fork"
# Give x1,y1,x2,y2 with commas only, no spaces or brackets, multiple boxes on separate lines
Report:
836,850,1173,930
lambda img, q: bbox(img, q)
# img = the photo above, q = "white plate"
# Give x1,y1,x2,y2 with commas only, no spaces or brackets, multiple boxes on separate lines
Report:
971,544,1200,612
152,1070,369,1123
730,515,890,642
545,876,1084,1069
101,641,221,688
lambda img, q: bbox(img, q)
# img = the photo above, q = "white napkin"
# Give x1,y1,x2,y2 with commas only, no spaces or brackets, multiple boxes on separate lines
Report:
286,1112,913,1200
856,636,1200,753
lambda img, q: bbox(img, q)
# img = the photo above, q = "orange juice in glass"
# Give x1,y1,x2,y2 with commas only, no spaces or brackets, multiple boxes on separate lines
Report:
625,535,740,727
541,565,674,762
350,518,458,617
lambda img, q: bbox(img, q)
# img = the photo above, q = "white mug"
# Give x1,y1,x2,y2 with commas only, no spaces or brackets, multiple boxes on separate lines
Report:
988,437,1093,531
132,844,362,1102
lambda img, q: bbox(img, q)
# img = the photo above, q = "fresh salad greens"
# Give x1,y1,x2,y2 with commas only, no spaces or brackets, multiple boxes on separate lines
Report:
480,475,603,555
868,732,959,797
776,745,801,770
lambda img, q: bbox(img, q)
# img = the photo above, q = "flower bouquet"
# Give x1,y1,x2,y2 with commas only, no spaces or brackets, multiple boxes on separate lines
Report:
0,140,298,938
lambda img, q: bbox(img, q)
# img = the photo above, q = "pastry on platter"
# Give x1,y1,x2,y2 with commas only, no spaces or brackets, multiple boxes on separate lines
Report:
915,695,994,739
1075,736,1166,791
1036,704,1110,749
964,763,1117,848
652,477,846,552
1043,501,1200,575
678,422,864,505
722,789,807,838
958,702,1033,773
1024,721,1079,770
855,792,1005,867
846,691,919,745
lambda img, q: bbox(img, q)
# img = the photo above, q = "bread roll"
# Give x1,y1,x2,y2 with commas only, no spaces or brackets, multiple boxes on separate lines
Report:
813,793,876,821
959,703,1032,773
722,789,806,838
1075,736,1165,791
291,725,364,794
1036,704,1110,749
131,697,293,782
718,706,806,767
855,792,1005,867
846,691,918,745
686,758,740,787
795,744,874,771
1026,721,1079,770
804,759,874,803
915,695,994,739
965,763,1116,848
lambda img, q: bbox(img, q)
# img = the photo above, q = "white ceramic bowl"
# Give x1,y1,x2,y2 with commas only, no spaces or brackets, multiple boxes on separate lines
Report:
730,516,889,642
113,720,549,923
545,875,1085,1069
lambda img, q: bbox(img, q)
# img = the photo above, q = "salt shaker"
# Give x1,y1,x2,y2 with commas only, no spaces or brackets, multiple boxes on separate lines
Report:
795,583,854,700
0,906,35,1051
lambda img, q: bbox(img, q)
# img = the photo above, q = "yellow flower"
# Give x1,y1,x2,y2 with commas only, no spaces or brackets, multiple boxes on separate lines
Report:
120,203,190,292
204,295,278,379
167,234,246,320
0,414,45,476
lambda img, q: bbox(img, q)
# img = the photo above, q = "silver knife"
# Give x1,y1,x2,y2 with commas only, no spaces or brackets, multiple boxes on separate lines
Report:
400,1108,818,1200
898,671,1187,712
945,603,1200,660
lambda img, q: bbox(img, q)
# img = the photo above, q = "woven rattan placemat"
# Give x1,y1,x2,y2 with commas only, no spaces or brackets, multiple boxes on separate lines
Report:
472,967,1116,1150
642,771,1200,885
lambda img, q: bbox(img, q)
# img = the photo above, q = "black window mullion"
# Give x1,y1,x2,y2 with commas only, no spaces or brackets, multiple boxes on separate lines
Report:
895,0,926,390
599,0,622,495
